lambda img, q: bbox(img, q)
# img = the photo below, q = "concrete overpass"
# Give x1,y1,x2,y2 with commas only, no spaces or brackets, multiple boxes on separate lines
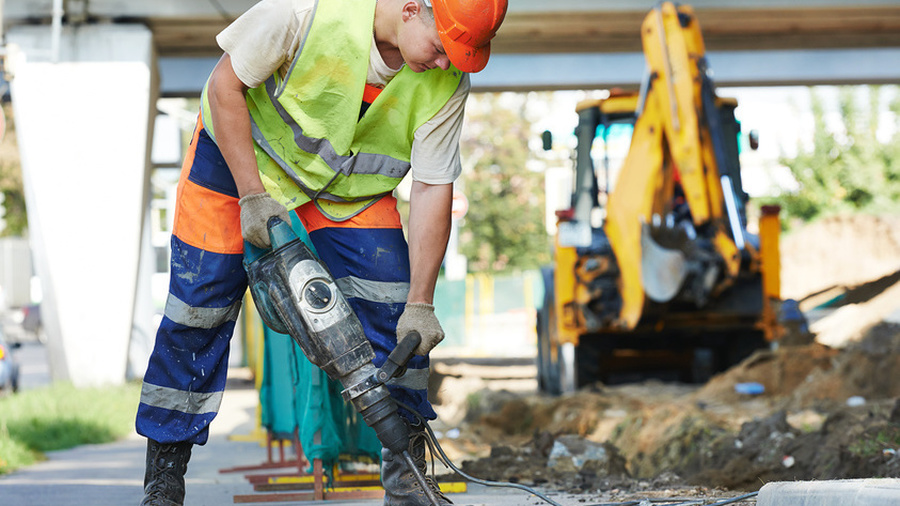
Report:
5,0,900,93
1,0,898,386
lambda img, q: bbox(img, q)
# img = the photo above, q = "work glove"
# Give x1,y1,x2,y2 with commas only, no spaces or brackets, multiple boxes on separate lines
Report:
238,192,291,249
397,303,444,356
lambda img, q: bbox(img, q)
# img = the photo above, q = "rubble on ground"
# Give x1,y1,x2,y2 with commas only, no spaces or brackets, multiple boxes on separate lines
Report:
431,214,900,495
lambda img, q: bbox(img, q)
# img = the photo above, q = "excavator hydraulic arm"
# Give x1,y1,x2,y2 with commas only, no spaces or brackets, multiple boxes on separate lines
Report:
604,2,742,330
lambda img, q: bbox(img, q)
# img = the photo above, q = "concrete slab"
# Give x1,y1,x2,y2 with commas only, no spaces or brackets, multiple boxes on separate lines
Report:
758,479,900,506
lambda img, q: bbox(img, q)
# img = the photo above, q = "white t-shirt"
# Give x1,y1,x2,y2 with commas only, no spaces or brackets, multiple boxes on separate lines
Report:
216,0,469,184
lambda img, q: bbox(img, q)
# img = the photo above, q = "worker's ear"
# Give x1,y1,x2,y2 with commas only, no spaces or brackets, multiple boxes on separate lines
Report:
401,0,421,22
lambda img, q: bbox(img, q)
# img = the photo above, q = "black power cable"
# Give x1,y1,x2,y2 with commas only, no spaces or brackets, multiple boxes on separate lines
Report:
587,494,758,506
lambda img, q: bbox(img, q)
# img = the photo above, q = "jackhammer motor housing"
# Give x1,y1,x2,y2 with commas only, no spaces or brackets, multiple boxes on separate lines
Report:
243,217,409,455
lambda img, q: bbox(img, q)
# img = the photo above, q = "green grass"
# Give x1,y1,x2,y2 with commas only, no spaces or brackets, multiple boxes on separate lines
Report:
847,426,900,458
0,381,142,474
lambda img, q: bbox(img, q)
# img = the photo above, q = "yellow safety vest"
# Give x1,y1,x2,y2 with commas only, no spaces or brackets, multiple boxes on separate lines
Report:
202,0,463,220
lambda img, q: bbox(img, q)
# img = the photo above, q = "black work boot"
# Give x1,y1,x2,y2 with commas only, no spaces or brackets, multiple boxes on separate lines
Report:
381,420,453,505
140,439,192,506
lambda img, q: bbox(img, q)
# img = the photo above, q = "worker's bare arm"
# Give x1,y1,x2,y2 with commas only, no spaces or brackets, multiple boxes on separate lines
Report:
406,181,453,304
207,53,267,198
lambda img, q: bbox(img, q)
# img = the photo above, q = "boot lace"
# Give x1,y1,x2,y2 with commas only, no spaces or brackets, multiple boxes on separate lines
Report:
142,443,189,505
144,460,182,498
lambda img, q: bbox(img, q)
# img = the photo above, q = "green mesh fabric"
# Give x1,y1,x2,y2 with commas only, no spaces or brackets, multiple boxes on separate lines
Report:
260,327,382,471
259,331,301,440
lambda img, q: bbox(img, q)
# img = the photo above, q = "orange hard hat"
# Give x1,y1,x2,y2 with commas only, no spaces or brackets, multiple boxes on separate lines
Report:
426,0,508,73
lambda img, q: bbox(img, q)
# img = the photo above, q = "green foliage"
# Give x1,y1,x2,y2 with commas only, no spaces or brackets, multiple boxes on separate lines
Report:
0,423,36,472
847,426,900,458
0,104,27,237
766,86,900,224
0,381,142,474
458,93,551,273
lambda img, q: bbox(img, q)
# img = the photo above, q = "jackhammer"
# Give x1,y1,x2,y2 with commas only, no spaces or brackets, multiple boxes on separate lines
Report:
243,216,444,505
244,217,567,506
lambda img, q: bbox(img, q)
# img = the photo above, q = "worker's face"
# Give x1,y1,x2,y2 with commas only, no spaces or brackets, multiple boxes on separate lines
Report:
398,3,451,73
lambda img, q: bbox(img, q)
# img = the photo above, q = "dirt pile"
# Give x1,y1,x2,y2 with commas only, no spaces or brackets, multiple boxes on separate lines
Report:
436,213,900,494
687,399,900,490
459,434,631,494
445,323,900,493
679,322,900,489
780,214,900,302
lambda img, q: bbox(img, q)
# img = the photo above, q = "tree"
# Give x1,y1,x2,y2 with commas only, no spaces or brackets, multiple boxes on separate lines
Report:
457,92,551,273
769,85,900,224
0,103,28,237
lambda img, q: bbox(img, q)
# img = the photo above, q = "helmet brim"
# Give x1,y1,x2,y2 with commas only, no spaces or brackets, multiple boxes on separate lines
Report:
439,33,490,73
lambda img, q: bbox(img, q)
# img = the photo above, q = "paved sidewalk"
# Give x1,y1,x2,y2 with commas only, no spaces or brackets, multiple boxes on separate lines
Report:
0,377,267,506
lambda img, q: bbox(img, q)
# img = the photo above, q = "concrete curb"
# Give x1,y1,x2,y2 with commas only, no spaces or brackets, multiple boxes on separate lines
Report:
758,478,900,506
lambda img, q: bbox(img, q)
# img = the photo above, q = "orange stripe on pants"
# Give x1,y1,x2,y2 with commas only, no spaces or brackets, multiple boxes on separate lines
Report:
297,196,402,233
171,120,243,255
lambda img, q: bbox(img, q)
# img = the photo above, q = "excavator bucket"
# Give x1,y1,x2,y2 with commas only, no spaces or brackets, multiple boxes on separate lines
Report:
640,225,687,303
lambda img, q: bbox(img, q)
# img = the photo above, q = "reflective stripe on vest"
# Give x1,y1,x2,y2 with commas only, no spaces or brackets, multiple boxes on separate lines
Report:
202,0,462,219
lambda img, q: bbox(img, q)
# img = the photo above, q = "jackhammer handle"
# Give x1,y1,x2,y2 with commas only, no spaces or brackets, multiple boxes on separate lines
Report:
377,331,422,383
395,331,422,363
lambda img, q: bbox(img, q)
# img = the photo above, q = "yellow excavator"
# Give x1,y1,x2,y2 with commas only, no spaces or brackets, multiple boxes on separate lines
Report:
537,2,789,394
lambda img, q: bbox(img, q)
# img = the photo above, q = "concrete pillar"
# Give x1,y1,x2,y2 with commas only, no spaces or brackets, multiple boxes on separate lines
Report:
7,23,156,386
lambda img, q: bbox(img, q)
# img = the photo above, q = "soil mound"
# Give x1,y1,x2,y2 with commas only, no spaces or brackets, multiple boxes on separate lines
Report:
452,325,900,493
439,214,900,494
781,214,900,301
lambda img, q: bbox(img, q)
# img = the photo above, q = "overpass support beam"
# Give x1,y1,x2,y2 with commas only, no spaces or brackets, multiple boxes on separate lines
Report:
7,24,156,386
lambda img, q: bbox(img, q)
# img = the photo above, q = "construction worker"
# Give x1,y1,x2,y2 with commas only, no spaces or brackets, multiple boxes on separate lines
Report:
136,0,507,505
